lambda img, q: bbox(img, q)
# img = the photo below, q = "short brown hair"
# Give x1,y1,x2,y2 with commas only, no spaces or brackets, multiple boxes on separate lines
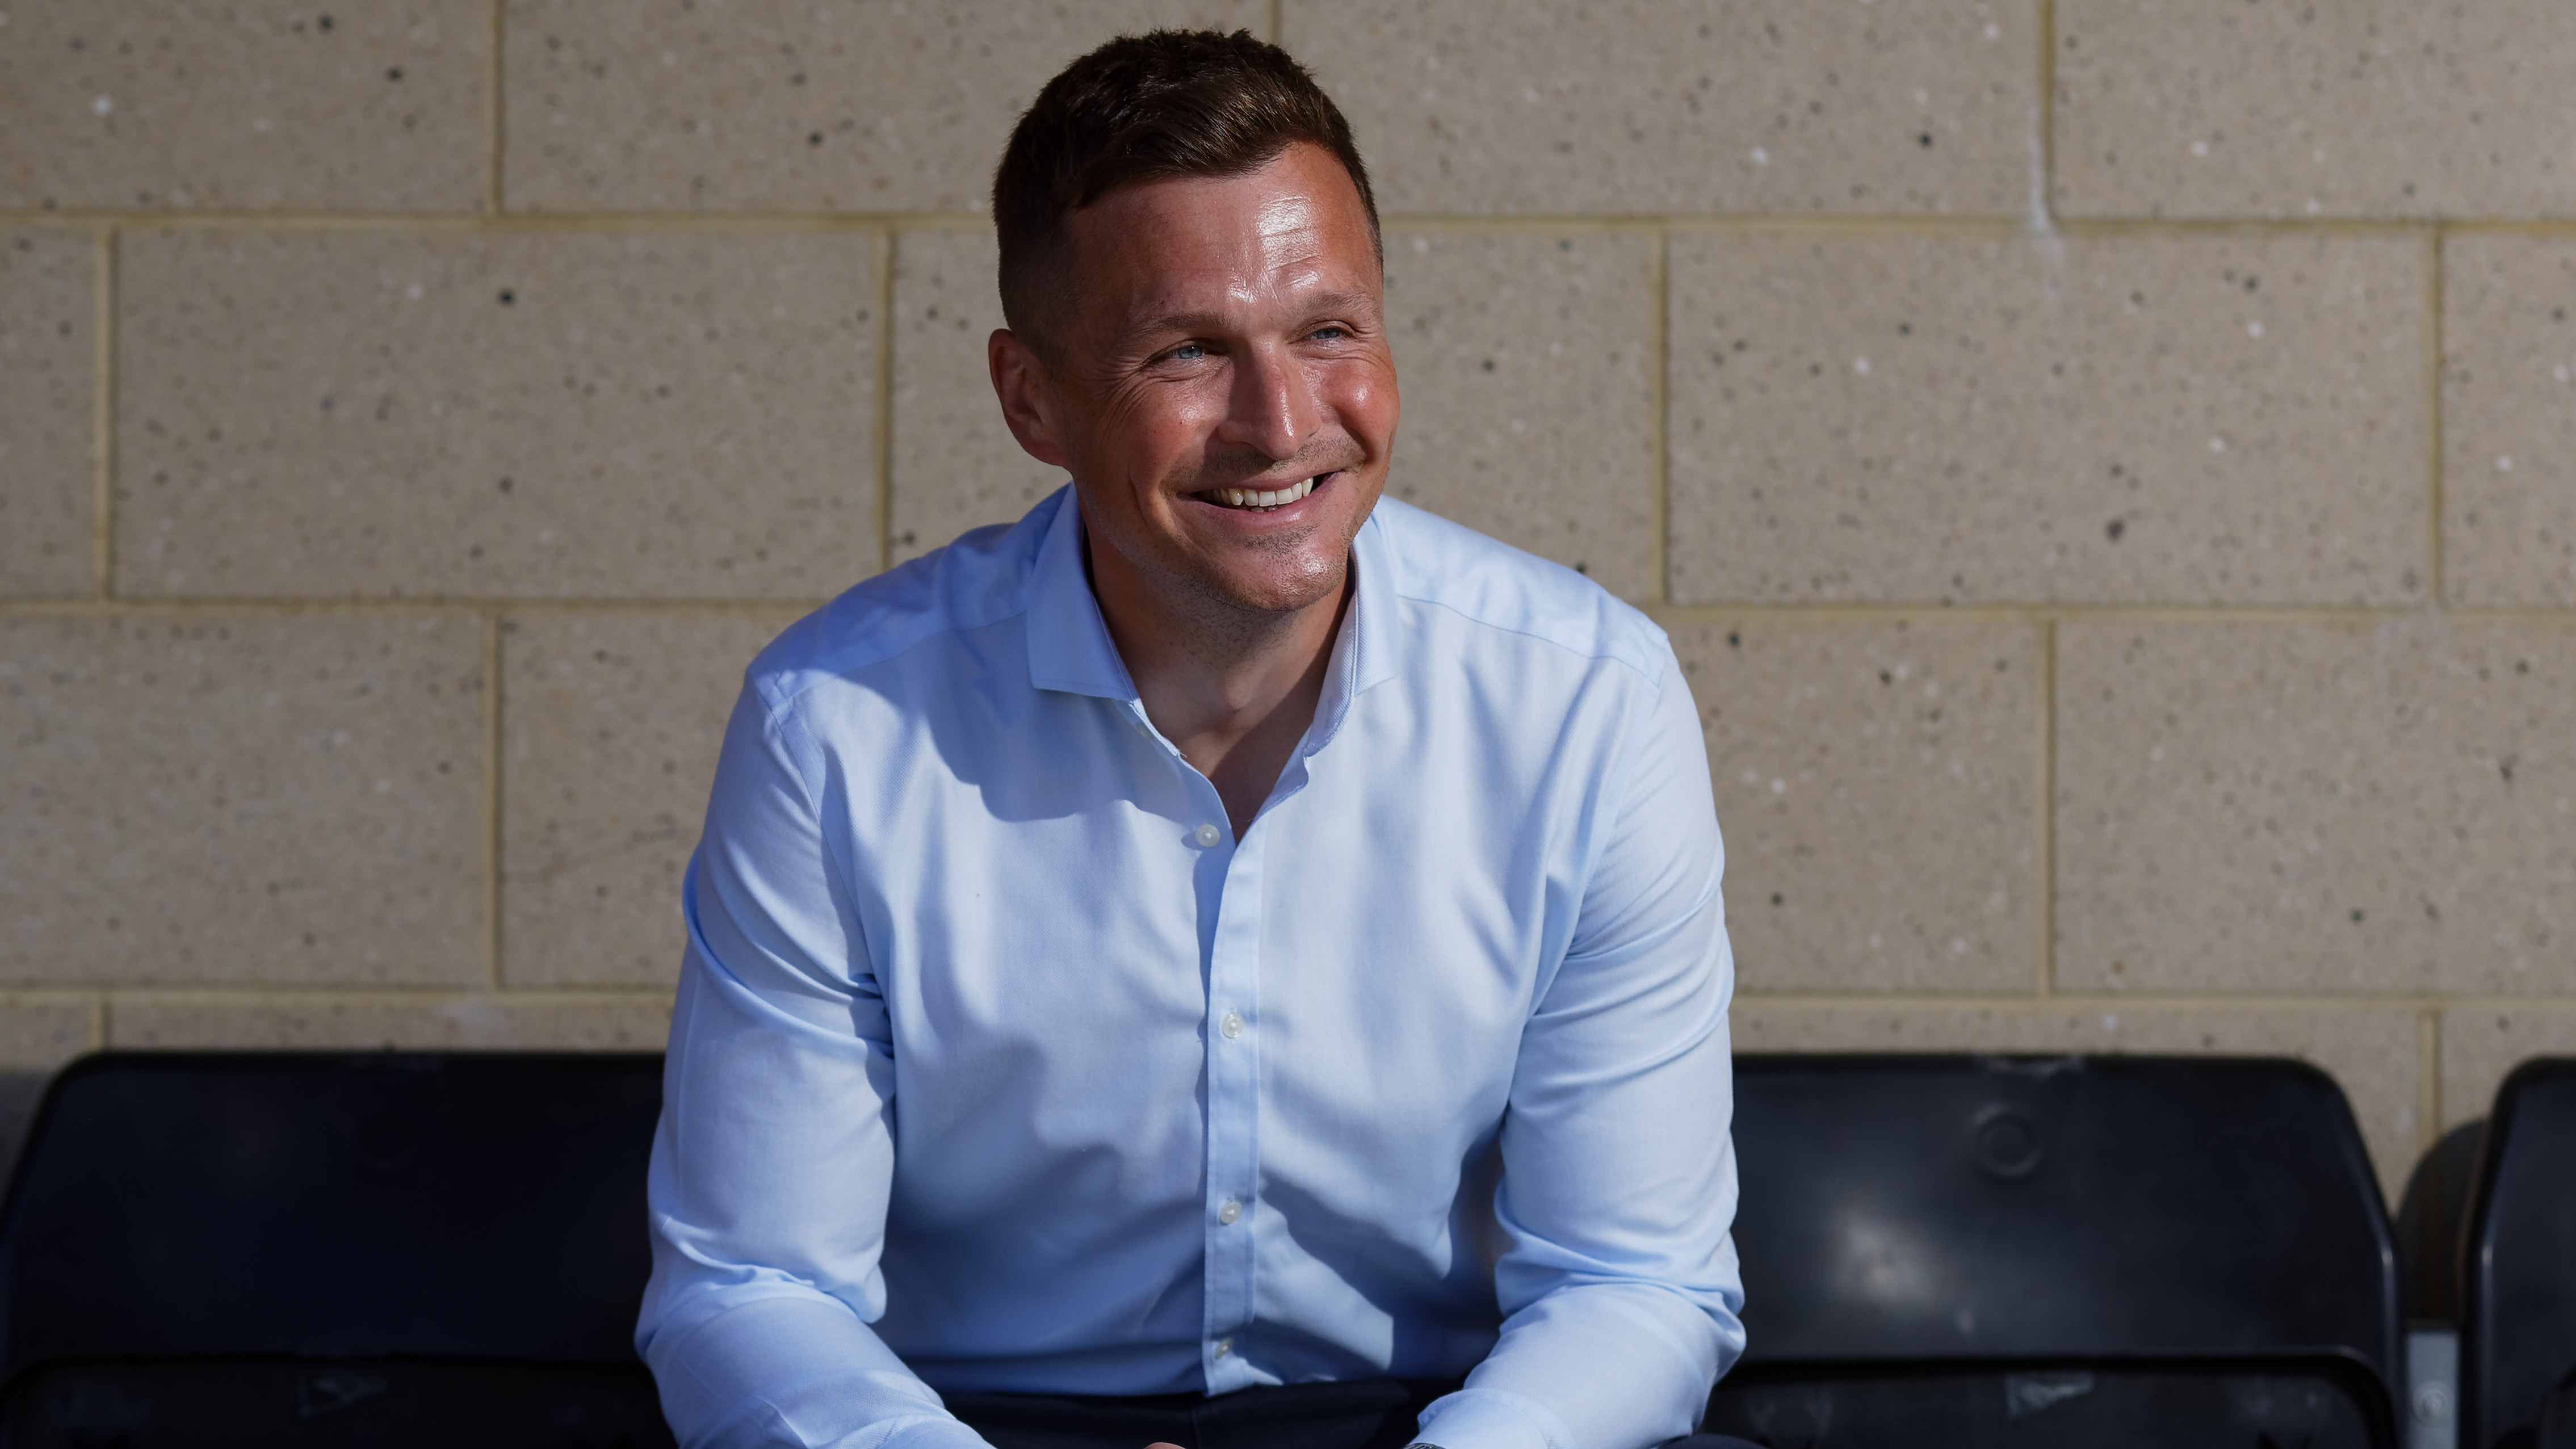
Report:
992,30,1380,349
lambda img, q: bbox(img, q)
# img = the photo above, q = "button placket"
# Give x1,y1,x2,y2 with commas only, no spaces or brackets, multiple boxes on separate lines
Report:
1199,810,1264,1388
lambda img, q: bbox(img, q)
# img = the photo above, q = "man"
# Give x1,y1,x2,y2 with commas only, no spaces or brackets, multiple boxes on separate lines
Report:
637,30,1748,1449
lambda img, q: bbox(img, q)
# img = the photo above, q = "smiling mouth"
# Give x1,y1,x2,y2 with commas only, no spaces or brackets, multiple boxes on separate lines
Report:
1194,474,1325,512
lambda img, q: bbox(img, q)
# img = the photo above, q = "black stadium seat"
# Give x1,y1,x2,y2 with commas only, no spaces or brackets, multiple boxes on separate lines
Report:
1706,1053,2403,1448
0,1049,2416,1447
2463,1057,2576,1449
0,1051,673,1447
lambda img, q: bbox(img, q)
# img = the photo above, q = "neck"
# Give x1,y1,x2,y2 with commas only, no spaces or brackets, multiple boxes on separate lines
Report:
1084,522,1350,837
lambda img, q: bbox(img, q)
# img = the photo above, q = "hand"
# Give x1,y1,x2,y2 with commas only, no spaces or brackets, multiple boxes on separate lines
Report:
1143,1442,1189,1449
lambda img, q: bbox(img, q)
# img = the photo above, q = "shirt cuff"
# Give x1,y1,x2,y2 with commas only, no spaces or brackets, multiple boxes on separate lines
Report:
1412,1387,1577,1449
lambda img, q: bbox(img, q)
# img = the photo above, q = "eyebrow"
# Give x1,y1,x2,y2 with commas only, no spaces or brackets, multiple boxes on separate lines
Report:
1127,291,1379,339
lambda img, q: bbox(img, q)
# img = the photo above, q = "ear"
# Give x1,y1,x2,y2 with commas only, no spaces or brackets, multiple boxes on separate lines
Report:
989,329,1073,469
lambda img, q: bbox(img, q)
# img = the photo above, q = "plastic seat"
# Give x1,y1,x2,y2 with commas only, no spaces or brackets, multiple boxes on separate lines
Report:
0,1051,672,1447
2543,1363,2576,1449
1705,1053,2402,1448
2464,1057,2576,1449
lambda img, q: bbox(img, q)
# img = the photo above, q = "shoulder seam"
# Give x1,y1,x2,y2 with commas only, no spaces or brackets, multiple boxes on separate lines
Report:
1391,590,1669,686
753,688,828,817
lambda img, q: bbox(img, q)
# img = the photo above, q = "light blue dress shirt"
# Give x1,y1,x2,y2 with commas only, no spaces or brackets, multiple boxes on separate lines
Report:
637,486,1744,1449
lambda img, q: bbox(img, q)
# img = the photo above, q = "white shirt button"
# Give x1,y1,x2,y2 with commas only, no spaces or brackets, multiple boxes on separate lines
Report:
1193,823,1222,847
1218,1198,1243,1225
1220,1011,1244,1039
1213,1336,1234,1359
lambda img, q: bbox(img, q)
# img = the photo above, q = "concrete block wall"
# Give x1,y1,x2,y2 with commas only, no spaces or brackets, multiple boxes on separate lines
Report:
4,1,2575,1206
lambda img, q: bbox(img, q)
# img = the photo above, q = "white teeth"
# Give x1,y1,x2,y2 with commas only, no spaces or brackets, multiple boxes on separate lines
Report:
1203,476,1321,510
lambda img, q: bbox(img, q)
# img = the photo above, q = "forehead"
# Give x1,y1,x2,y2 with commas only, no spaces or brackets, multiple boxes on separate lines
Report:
1063,144,1381,323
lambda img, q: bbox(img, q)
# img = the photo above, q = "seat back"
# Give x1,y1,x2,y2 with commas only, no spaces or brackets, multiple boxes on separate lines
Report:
0,1051,664,1377
2464,1057,2576,1449
1705,1353,2395,1448
0,1358,676,1448
1727,1054,2401,1378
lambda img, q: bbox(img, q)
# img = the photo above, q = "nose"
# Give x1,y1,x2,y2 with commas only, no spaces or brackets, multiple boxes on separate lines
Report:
1218,341,1321,467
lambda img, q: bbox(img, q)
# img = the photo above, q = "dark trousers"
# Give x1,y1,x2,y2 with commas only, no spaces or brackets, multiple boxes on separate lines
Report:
944,1380,1761,1449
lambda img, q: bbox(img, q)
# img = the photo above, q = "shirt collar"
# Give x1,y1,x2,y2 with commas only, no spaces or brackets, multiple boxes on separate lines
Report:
1344,504,1401,698
1023,485,1140,700
1303,505,1400,752
1020,484,1405,713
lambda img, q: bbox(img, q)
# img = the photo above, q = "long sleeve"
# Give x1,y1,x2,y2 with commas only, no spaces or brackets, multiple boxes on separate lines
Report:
1413,654,1745,1449
636,686,987,1449
636,494,1742,1449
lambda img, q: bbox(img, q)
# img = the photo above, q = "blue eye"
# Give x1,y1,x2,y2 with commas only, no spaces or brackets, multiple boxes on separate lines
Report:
1311,326,1346,341
1170,342,1205,362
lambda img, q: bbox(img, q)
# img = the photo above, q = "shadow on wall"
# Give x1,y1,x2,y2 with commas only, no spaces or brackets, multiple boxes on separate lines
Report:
2397,1120,2486,1323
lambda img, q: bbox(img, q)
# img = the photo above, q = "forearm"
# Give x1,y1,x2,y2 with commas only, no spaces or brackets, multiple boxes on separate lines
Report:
643,1289,984,1449
1415,1280,1743,1449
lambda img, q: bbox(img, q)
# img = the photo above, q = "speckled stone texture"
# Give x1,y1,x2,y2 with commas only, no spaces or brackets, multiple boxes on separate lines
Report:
0,1004,92,1072
0,613,485,985
107,993,673,1049
2055,0,2576,220
0,231,94,598
11,0,2576,1179
1382,230,1658,600
2057,619,2576,997
1738,1002,2424,1201
889,228,1062,565
1668,232,2427,606
1289,0,2034,216
2443,236,2576,606
0,1,485,212
501,608,798,986
504,0,1262,212
1672,617,2034,993
114,228,879,599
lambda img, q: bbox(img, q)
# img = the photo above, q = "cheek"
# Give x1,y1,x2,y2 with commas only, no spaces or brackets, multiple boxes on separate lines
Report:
1322,357,1401,447
1096,380,1228,471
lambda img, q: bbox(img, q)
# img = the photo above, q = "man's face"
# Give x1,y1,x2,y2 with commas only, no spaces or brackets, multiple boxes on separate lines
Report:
1004,142,1398,618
